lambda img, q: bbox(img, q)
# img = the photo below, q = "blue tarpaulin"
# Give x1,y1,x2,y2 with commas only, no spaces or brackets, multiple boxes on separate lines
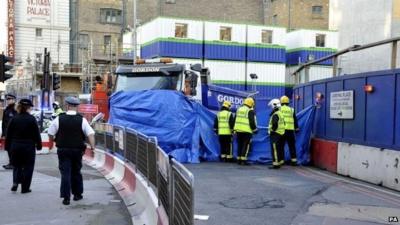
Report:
108,90,315,164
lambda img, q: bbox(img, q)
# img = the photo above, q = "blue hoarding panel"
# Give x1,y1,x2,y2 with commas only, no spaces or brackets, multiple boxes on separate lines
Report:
396,74,400,147
247,47,286,63
304,85,313,108
298,87,304,111
205,44,246,61
365,75,395,147
325,81,343,139
313,83,326,137
343,78,366,142
293,69,400,150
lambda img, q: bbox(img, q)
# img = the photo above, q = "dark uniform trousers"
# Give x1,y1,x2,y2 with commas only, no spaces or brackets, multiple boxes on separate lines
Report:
283,130,297,161
58,148,84,199
219,135,232,159
11,140,36,191
270,133,284,166
236,132,252,162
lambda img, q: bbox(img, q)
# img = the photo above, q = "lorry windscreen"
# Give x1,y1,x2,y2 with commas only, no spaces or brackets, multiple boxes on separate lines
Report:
115,71,183,92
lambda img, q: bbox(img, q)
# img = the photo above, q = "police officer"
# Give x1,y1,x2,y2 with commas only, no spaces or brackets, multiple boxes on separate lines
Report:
2,94,17,169
214,101,235,162
234,97,257,165
268,99,285,169
280,95,299,166
52,101,64,117
48,97,95,205
5,99,42,193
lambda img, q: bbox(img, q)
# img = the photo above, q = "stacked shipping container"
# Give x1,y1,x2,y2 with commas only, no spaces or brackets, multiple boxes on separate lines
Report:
285,29,338,84
124,17,338,99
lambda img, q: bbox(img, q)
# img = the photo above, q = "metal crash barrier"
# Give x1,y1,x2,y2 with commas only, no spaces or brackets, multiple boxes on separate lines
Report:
93,123,195,225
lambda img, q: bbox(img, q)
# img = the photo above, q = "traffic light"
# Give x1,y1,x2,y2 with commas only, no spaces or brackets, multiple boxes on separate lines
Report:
0,54,13,82
52,73,61,90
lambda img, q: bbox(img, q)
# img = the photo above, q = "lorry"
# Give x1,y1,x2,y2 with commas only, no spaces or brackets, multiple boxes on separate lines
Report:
92,58,255,120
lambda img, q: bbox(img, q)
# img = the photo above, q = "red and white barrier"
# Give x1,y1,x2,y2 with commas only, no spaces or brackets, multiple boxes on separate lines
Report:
0,134,54,154
311,138,400,192
36,133,54,155
83,149,169,225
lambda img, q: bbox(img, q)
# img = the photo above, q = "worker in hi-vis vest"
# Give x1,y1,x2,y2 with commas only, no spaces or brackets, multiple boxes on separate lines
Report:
214,101,235,162
234,97,257,165
268,99,285,169
280,95,299,166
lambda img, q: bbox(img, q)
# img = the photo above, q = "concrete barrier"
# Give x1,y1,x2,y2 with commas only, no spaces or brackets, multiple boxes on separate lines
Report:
337,142,400,191
83,149,168,225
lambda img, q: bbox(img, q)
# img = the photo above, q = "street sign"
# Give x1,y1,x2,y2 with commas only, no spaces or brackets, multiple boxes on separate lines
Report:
330,90,354,119
78,104,99,114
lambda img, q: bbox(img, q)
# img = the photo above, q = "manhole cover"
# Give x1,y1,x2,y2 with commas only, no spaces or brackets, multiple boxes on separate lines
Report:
220,195,285,209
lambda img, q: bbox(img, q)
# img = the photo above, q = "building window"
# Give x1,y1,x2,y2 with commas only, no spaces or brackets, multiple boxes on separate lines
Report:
79,34,89,49
312,6,323,15
104,35,111,54
220,27,232,41
261,30,273,44
100,8,122,24
272,14,278,25
35,28,42,37
175,23,188,38
316,34,326,47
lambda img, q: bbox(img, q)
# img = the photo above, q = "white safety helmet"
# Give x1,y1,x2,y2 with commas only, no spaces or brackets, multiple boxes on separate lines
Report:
268,99,281,110
53,101,60,106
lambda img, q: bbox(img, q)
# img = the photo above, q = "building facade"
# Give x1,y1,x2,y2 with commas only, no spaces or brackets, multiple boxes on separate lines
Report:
329,0,400,74
11,0,70,65
264,0,330,30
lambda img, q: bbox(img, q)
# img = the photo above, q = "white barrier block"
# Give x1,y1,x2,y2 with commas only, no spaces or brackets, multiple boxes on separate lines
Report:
382,150,400,191
338,142,400,191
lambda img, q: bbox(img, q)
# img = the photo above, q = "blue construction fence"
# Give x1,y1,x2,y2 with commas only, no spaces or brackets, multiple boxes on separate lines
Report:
293,69,400,151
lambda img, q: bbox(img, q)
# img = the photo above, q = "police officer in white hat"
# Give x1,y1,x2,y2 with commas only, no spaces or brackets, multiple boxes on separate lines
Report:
48,96,95,205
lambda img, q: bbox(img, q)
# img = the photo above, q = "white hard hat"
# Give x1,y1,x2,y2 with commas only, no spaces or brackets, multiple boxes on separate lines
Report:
53,101,60,106
268,99,281,109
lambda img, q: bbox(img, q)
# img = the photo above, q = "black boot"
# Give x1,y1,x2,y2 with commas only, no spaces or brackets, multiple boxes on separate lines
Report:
62,198,70,205
11,184,18,192
268,165,280,169
73,195,83,201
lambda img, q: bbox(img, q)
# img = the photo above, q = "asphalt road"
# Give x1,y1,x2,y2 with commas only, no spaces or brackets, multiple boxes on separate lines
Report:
188,162,400,225
0,151,132,225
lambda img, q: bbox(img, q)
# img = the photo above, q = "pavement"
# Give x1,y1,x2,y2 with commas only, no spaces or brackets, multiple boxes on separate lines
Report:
0,150,132,225
188,162,400,225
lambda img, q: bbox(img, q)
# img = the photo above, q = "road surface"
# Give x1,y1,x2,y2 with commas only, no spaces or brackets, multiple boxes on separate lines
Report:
189,162,400,225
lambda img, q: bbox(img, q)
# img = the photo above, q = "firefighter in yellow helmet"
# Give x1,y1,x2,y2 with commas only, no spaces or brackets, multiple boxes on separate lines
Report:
214,101,235,162
280,95,299,166
234,97,257,165
268,99,285,169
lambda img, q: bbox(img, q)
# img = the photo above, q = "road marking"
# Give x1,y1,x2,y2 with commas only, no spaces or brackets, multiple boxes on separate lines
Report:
194,215,210,220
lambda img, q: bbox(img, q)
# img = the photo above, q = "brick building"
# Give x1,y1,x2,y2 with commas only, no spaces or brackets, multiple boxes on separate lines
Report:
264,0,329,30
